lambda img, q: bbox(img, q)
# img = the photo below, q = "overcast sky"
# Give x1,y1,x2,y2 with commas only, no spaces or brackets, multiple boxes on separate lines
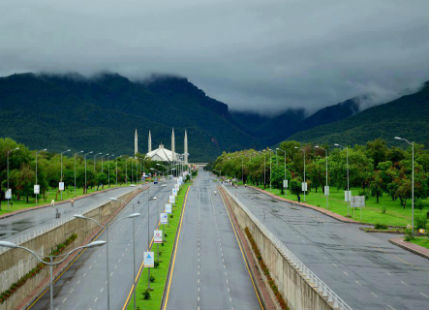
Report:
0,0,428,114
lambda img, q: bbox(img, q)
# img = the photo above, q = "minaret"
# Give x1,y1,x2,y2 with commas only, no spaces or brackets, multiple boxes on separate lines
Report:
148,130,152,153
134,129,138,155
184,129,188,164
171,128,176,161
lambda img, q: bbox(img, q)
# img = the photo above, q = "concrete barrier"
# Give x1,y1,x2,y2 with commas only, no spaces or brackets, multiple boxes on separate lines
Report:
221,186,352,310
0,186,144,310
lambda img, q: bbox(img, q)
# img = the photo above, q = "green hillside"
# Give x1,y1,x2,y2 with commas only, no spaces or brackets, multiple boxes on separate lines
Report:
289,82,429,147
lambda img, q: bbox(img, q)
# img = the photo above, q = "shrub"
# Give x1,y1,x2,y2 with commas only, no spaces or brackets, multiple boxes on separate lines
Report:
142,289,151,300
154,260,160,268
415,215,427,230
404,228,414,241
374,223,388,230
150,275,155,282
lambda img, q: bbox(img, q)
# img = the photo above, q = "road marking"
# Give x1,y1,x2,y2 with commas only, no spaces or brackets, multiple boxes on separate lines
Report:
385,271,392,276
110,272,114,277
70,287,74,294
82,272,87,277
355,280,362,287
100,287,104,293
62,297,67,303
89,265,92,270
386,304,397,310
371,292,378,298
400,280,409,286
420,292,428,298
76,279,80,285
343,271,349,276
94,296,98,303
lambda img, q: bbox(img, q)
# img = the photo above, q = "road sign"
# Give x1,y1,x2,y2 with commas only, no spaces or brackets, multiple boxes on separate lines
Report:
34,184,40,195
59,182,65,191
154,230,163,243
144,251,154,268
5,189,12,200
283,179,288,188
160,212,168,224
172,188,177,195
169,195,175,204
324,186,329,196
165,203,172,214
344,190,352,202
351,196,365,208
301,182,308,192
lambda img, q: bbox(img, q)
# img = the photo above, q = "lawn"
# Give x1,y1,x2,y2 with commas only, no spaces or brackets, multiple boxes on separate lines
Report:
0,183,134,216
251,184,429,228
410,237,429,249
128,182,190,310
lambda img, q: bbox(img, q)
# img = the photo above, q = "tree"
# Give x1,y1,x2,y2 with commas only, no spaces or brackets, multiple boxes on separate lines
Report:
289,178,302,202
370,170,383,204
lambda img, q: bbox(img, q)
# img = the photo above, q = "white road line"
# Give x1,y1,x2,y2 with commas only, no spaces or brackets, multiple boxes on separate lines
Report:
82,273,87,277
400,280,409,287
420,292,428,298
94,296,98,303
343,271,349,276
386,304,397,310
70,287,74,294
100,287,104,293
371,292,378,298
355,280,362,287
110,272,114,277
89,265,93,270
62,297,67,303
76,279,81,285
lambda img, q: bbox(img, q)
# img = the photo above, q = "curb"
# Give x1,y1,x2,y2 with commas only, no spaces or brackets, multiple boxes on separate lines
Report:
0,185,137,220
248,186,360,224
389,237,429,260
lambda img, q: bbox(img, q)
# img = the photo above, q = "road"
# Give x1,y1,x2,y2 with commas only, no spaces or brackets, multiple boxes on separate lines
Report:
165,171,261,310
0,186,136,240
29,179,174,310
225,185,429,310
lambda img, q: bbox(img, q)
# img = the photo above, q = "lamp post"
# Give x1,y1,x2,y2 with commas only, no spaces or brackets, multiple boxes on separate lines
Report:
315,146,329,208
35,148,47,204
107,154,114,187
295,146,306,201
276,148,287,195
84,151,93,194
395,136,415,234
74,151,84,192
268,148,273,190
0,240,105,310
94,152,102,172
5,147,19,209
334,143,351,205
60,149,71,200
74,210,138,310
101,154,109,173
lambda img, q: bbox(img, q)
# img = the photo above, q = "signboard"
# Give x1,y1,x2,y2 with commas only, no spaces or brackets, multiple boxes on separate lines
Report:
165,203,172,214
283,180,288,188
324,186,329,196
59,182,65,191
160,213,168,224
34,184,40,195
301,182,308,192
169,195,175,204
172,188,177,195
344,190,352,202
351,196,365,208
144,251,154,268
154,230,163,243
5,189,12,200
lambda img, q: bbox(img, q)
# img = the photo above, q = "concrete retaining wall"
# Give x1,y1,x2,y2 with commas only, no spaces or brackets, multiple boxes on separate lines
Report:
0,187,143,310
222,186,347,310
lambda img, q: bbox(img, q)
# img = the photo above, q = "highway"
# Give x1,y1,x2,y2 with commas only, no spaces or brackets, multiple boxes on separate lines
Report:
29,179,174,310
165,171,261,310
0,186,136,240
225,185,429,310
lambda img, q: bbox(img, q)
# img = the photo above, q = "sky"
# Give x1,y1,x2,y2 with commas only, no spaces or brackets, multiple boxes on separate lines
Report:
0,0,428,115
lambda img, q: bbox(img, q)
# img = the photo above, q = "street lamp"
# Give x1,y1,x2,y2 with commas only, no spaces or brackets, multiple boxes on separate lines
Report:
107,154,115,187
84,151,93,194
294,146,307,201
334,143,351,206
74,151,84,192
315,145,329,208
395,136,415,234
60,149,71,200
35,148,47,204
94,152,102,172
6,147,19,209
276,148,287,195
73,209,138,310
0,239,105,310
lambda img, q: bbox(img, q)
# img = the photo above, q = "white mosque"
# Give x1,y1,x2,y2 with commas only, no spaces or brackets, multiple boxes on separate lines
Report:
134,128,188,164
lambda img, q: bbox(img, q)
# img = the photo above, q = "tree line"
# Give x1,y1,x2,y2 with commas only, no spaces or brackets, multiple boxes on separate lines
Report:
0,137,168,208
211,139,429,208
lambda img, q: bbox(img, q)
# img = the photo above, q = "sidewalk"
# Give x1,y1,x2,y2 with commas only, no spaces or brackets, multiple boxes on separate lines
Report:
249,185,360,224
389,237,429,260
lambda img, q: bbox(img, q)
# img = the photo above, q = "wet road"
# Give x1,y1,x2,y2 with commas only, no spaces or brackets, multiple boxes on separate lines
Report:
30,180,174,310
0,186,135,240
225,185,429,310
165,171,261,310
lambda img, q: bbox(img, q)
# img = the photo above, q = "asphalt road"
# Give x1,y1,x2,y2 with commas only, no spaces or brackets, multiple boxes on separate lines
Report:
29,179,174,310
226,185,429,310
0,186,137,240
166,171,261,310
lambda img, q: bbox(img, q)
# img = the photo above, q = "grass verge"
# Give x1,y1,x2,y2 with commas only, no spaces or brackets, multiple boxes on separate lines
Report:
252,185,429,228
409,237,429,249
127,182,190,310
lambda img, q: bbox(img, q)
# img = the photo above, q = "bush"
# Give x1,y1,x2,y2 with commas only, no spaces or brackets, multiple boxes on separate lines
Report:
150,275,155,282
404,228,414,241
374,223,388,230
142,289,151,300
415,215,427,230
154,260,160,268
415,200,425,210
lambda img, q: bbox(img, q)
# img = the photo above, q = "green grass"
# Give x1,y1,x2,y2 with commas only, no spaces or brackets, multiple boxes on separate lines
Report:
0,183,134,216
410,237,429,249
128,182,190,310
251,184,429,228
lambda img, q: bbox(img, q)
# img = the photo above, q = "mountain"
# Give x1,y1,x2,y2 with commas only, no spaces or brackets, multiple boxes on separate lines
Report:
0,73,261,161
288,82,429,146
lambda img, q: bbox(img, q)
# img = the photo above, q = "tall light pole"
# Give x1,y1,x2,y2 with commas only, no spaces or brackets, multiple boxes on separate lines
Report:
0,240,105,310
94,152,102,172
35,148,47,204
395,136,415,234
74,151,84,192
268,148,273,190
101,154,109,173
60,149,71,200
334,143,350,205
276,148,287,195
107,154,114,187
84,151,93,194
5,147,19,209
315,146,329,208
295,146,306,201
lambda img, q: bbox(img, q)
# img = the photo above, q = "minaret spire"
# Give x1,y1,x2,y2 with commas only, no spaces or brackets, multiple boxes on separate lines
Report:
184,129,188,164
148,130,152,153
134,129,138,155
